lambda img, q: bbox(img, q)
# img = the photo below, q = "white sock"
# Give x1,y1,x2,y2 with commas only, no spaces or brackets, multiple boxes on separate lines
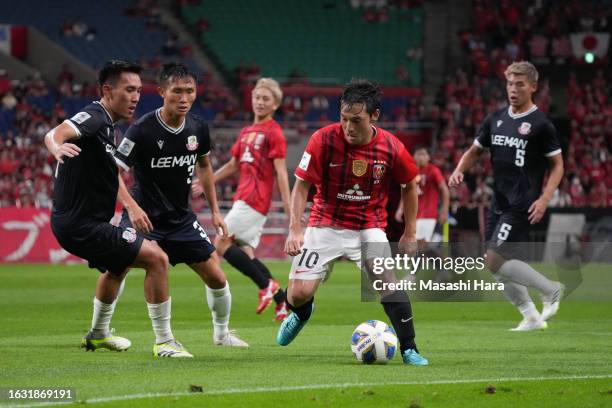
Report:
517,301,540,321
147,298,174,344
91,297,114,336
494,273,533,311
206,283,231,340
497,260,557,295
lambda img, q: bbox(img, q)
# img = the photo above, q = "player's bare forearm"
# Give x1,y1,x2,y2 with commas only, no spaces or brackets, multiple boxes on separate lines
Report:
117,173,137,210
401,178,418,238
449,144,482,187
117,171,153,233
541,154,564,202
528,154,564,224
197,156,221,214
285,178,310,256
213,157,239,184
438,180,450,224
44,122,81,163
273,158,291,216
289,178,310,233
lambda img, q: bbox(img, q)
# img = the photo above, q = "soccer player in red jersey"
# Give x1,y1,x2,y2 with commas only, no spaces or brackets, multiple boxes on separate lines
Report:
276,79,428,365
213,78,290,320
391,146,449,243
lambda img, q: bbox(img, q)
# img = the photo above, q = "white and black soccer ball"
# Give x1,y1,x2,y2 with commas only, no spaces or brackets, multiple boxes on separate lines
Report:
351,320,397,364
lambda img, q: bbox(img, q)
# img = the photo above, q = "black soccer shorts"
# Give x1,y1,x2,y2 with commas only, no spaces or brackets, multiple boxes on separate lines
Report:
120,211,215,266
484,208,530,260
51,219,144,276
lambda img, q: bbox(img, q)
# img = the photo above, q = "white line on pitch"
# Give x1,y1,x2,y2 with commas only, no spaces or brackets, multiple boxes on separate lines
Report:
2,374,611,408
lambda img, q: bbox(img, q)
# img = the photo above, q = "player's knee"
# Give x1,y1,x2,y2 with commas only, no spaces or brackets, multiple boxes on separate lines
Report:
288,287,314,306
485,250,502,273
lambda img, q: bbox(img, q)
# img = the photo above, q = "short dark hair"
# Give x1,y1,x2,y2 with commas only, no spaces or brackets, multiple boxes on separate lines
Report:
413,144,430,154
340,79,381,115
158,62,197,87
98,59,142,87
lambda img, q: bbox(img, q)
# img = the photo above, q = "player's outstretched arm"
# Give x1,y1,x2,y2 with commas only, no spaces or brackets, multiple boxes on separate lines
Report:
196,155,228,236
213,157,239,184
117,172,153,233
528,153,564,224
273,158,292,217
448,144,483,187
285,178,310,256
44,122,81,164
399,178,418,255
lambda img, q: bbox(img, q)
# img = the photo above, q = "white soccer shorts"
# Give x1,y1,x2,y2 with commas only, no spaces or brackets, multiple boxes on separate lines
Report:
415,218,437,241
224,200,267,249
289,227,392,281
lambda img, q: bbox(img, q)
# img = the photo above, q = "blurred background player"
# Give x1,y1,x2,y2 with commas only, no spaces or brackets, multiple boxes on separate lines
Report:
45,60,190,357
204,78,290,321
449,61,565,332
278,79,428,365
114,63,248,350
390,145,451,281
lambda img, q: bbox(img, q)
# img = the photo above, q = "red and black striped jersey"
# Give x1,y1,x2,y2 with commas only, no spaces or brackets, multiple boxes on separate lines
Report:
295,123,418,230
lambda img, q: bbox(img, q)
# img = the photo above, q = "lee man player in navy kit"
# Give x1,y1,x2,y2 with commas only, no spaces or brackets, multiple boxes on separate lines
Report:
45,60,190,357
450,61,565,331
113,63,248,352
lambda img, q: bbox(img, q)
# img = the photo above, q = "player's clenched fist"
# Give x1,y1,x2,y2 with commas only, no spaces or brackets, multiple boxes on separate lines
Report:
285,229,304,256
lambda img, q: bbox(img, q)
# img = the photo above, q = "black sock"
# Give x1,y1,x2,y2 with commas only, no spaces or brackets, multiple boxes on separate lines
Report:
287,297,314,322
252,258,273,280
381,291,417,354
273,289,286,304
223,245,268,289
252,257,286,304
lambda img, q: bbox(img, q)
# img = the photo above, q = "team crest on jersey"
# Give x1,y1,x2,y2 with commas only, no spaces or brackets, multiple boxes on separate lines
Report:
373,164,385,180
352,160,368,177
122,227,137,243
186,135,199,151
518,122,531,135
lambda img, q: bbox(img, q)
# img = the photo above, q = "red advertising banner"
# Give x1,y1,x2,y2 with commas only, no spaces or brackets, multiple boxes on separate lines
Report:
0,208,288,264
0,208,83,264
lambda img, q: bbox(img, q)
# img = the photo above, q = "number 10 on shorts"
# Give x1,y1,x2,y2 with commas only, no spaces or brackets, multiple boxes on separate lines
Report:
298,249,319,269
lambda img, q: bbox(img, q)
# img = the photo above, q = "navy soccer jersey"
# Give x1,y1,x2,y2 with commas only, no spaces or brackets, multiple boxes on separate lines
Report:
52,101,119,224
113,108,211,220
474,105,561,212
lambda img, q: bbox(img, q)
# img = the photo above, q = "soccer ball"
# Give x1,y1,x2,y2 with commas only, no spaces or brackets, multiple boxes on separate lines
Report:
351,320,397,364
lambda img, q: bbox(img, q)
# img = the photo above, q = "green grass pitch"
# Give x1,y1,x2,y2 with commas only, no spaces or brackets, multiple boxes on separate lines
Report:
0,262,611,407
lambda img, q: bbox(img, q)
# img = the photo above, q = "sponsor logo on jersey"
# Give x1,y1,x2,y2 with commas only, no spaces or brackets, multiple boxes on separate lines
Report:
337,184,371,201
518,122,531,135
352,160,367,177
373,164,385,180
117,138,135,156
492,134,528,149
157,140,164,149
122,227,137,243
70,111,91,124
240,146,254,163
299,152,311,171
151,154,197,168
186,135,199,151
